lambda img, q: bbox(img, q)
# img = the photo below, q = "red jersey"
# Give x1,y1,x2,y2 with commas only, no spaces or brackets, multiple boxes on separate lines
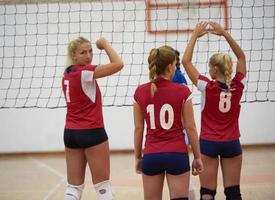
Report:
197,72,245,141
62,65,104,129
134,78,192,154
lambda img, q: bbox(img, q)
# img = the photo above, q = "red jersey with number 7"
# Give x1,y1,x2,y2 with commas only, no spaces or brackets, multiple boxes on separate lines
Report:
62,65,104,129
134,78,192,154
197,72,245,141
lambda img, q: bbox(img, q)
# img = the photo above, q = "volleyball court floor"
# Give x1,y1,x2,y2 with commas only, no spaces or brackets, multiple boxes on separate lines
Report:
0,145,275,200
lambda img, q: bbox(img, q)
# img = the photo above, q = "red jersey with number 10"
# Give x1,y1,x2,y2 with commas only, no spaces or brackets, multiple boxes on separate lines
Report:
134,78,192,154
197,72,245,141
62,65,104,129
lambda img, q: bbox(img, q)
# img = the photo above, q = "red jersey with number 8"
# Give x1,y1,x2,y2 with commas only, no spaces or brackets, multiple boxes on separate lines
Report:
62,65,104,129
197,72,245,141
134,78,192,154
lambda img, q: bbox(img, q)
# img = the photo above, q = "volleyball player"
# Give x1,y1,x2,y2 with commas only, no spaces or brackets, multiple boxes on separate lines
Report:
171,48,196,200
182,22,246,200
61,37,123,200
133,45,203,200
172,49,188,85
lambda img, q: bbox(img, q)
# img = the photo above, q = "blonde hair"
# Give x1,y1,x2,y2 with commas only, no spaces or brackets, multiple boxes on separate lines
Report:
66,36,90,67
148,45,176,96
209,52,233,89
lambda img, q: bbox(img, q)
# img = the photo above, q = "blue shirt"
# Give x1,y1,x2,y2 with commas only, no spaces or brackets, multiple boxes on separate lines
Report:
172,69,188,85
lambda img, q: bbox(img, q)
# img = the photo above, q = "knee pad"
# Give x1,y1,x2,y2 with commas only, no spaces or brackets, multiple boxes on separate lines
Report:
224,185,242,200
64,183,84,200
200,187,216,200
94,180,114,200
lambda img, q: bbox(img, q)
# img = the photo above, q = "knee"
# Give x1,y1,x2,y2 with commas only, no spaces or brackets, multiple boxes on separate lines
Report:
94,180,114,200
200,187,216,200
224,185,242,200
64,183,84,200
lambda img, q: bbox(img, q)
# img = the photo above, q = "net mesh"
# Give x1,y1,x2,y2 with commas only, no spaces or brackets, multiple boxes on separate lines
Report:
0,0,274,108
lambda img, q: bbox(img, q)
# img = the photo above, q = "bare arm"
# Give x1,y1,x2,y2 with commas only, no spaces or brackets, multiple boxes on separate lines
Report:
93,37,124,79
133,102,144,174
209,22,247,76
183,99,203,175
182,22,208,86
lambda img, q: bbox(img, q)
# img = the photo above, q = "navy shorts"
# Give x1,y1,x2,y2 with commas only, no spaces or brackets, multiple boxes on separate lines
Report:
142,152,190,176
64,128,108,149
200,139,242,158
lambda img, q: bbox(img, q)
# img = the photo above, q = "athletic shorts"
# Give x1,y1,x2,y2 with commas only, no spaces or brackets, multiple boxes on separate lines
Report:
142,152,190,176
200,139,242,158
64,128,108,149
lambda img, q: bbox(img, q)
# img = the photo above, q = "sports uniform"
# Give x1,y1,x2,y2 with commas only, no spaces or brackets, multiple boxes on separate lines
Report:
62,65,108,148
134,78,192,175
197,72,245,157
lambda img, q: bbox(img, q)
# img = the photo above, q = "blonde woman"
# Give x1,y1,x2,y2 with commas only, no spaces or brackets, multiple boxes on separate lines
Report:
182,22,246,200
62,37,123,200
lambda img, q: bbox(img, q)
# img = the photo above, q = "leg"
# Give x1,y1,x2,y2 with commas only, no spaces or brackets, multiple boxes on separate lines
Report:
85,140,110,184
166,171,190,199
65,147,87,185
65,147,87,200
85,141,113,199
199,154,219,200
142,173,165,200
221,155,242,200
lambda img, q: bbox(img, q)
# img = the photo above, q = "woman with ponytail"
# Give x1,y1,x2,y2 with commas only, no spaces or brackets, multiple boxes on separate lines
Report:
133,46,203,200
182,22,246,200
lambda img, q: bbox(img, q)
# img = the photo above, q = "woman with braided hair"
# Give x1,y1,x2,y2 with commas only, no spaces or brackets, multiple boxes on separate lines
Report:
133,45,203,200
182,22,247,200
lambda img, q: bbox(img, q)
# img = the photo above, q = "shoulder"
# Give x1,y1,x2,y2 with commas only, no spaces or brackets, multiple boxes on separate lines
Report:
81,65,96,71
197,74,212,91
134,82,151,99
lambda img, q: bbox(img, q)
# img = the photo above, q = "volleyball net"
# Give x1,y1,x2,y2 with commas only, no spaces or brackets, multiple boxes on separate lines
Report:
0,0,274,108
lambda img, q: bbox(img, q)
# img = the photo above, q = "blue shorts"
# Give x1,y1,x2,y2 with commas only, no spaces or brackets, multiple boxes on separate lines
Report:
142,152,190,176
64,128,108,149
200,139,242,158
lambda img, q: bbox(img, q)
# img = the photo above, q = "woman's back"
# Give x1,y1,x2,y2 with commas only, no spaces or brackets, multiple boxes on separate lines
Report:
134,78,191,154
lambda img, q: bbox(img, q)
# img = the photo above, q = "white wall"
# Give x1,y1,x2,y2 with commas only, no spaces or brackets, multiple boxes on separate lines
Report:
0,101,274,153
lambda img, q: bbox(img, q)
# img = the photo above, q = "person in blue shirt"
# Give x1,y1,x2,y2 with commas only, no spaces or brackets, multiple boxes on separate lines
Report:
171,48,196,200
172,49,188,85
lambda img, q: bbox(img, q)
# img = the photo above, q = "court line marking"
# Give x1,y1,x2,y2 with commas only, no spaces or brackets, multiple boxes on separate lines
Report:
28,156,66,200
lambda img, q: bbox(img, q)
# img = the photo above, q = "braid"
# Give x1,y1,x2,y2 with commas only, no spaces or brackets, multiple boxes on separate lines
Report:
210,53,233,90
223,54,233,89
147,46,176,97
148,48,159,97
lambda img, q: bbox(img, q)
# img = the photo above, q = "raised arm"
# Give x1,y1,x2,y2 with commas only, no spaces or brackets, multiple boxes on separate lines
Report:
182,22,208,86
93,37,124,79
209,22,247,76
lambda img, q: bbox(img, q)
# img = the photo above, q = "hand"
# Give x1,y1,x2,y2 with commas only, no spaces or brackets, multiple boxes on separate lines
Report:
135,158,142,174
96,37,110,50
193,21,208,38
208,21,226,36
191,158,204,176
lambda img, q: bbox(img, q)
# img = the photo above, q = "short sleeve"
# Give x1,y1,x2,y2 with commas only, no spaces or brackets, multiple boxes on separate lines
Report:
197,75,209,92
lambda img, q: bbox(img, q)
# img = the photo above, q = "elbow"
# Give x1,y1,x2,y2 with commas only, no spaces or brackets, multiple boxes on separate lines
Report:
134,126,144,134
181,57,190,68
238,52,246,61
116,61,124,71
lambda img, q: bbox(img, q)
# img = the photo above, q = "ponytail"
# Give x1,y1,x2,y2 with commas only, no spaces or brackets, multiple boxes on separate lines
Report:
147,46,176,97
210,53,233,90
223,54,233,89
